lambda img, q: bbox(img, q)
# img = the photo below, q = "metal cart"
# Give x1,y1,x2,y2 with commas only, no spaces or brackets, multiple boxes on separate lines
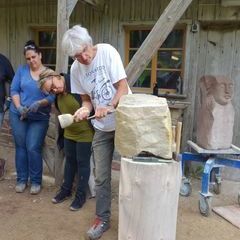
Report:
179,140,240,216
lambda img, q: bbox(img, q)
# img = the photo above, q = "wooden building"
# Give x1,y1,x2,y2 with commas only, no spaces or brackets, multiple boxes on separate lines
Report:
1,0,240,151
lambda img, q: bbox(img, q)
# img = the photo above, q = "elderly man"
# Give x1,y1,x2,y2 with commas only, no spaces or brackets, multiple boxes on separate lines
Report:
62,25,130,240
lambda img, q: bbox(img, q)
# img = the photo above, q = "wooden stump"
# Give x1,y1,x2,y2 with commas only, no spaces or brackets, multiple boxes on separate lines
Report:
119,158,181,240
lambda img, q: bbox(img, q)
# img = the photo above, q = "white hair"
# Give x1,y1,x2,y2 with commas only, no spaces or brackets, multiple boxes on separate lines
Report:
61,25,93,56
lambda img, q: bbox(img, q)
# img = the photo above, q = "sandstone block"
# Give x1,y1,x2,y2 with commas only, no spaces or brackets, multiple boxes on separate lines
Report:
115,94,172,159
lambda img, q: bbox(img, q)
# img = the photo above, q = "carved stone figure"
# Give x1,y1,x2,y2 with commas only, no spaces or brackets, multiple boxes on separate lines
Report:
196,75,234,149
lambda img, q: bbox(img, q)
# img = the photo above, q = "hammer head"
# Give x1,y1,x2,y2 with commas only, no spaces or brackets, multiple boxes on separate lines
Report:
58,114,74,128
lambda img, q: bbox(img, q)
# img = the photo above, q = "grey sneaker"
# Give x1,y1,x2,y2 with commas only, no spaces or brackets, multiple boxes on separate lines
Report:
30,184,41,195
15,183,27,193
87,217,110,240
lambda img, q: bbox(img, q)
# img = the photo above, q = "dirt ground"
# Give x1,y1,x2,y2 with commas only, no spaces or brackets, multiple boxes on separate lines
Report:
0,137,240,240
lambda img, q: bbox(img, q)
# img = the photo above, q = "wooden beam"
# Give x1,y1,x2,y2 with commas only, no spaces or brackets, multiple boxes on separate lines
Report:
221,0,240,6
56,0,78,73
67,0,79,18
56,0,68,73
80,0,98,6
126,0,193,87
53,0,78,185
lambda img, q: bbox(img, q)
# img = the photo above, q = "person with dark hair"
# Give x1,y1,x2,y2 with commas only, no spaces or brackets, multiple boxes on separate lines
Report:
9,40,55,194
0,53,14,128
38,68,94,211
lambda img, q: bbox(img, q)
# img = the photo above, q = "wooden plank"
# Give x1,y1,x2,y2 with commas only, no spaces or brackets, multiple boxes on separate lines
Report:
187,140,240,154
181,25,200,150
205,30,222,74
176,122,182,155
125,0,193,87
213,205,240,229
231,30,240,144
221,0,240,7
221,31,235,75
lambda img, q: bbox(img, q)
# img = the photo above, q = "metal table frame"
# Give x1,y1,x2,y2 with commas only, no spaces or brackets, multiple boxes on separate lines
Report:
179,141,240,216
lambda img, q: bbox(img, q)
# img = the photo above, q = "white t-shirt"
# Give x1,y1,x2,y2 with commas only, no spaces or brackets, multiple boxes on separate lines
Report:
71,43,128,132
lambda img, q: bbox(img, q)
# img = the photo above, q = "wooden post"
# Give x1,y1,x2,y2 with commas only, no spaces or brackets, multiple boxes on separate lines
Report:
56,0,78,73
176,121,182,155
119,158,181,240
53,0,78,185
126,0,193,86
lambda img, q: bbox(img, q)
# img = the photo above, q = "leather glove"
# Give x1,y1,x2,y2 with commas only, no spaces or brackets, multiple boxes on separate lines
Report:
28,101,40,113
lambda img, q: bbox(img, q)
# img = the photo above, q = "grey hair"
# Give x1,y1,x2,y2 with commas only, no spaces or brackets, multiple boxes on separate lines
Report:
61,25,93,56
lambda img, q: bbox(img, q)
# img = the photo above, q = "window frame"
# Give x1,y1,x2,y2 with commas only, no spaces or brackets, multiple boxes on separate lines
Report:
32,27,73,71
124,24,187,95
33,27,57,69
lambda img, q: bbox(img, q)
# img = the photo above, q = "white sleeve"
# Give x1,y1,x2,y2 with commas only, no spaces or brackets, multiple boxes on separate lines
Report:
70,62,85,94
108,46,127,85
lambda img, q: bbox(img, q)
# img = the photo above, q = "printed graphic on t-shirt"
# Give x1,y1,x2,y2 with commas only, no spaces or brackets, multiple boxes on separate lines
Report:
85,65,115,107
91,79,113,105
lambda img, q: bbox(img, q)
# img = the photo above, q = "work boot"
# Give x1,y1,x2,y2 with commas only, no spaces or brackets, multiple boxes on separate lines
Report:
86,217,110,240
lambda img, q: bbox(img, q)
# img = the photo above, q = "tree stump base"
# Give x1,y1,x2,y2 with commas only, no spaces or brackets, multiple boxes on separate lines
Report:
119,157,181,240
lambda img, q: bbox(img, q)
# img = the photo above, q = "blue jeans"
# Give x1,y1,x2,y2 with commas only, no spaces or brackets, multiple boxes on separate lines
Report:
9,111,49,185
62,138,92,198
92,129,115,222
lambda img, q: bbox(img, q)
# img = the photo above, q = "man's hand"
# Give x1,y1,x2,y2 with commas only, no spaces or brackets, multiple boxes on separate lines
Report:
28,101,41,113
94,105,114,119
74,107,90,122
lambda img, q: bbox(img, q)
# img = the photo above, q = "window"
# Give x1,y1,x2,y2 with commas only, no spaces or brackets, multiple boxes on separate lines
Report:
125,26,186,95
34,28,73,71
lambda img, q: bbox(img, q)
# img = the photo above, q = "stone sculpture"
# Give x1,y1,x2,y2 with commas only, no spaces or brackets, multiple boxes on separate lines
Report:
196,75,234,149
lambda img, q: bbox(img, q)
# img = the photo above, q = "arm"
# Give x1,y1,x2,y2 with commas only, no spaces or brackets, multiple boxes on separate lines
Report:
38,94,55,107
4,58,14,97
28,94,55,113
94,78,129,119
81,94,93,112
12,94,21,109
11,66,22,108
105,45,129,108
109,78,129,108
73,94,93,121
